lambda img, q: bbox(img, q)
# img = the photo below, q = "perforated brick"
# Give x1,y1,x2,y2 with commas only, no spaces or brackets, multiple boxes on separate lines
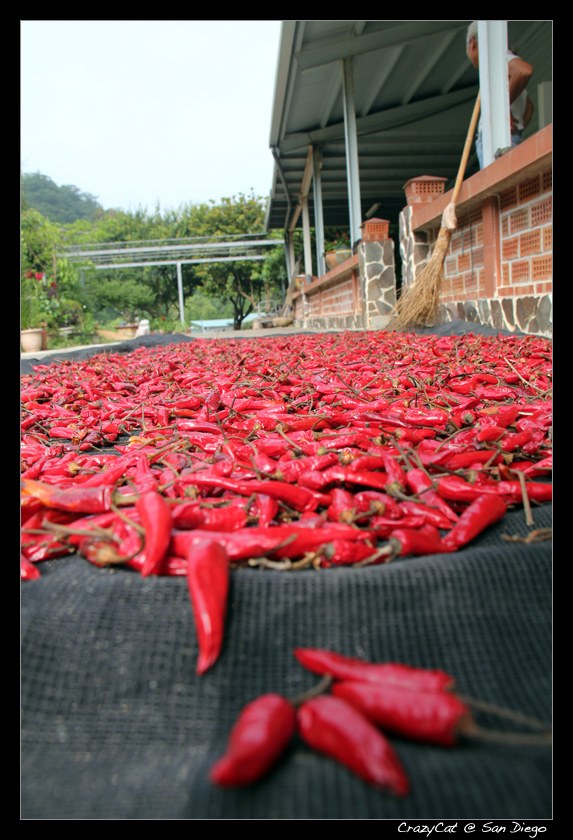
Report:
532,255,552,280
502,237,519,260
511,260,530,284
541,170,552,193
510,208,530,233
518,175,541,203
445,257,457,276
461,229,474,250
520,229,542,256
403,176,447,205
469,206,483,225
499,186,518,211
458,254,471,272
501,264,510,285
501,217,509,237
543,226,552,251
531,197,552,227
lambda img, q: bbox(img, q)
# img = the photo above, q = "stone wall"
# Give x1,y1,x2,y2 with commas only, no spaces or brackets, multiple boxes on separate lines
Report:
292,226,397,331
359,239,397,330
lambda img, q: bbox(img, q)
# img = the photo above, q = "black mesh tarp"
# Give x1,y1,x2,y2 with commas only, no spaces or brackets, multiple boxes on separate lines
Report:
21,324,552,820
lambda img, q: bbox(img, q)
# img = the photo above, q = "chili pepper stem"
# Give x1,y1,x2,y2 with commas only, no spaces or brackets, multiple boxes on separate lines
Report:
456,694,552,731
461,720,552,746
501,528,552,544
288,674,333,707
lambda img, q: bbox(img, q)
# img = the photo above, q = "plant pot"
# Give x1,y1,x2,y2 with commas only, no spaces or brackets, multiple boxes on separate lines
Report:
325,252,338,270
21,328,44,352
335,248,352,264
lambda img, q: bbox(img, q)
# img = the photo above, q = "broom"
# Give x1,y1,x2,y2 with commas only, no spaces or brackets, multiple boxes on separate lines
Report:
394,91,481,329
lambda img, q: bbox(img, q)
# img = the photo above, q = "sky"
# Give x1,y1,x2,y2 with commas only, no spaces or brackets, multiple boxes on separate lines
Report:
21,20,283,214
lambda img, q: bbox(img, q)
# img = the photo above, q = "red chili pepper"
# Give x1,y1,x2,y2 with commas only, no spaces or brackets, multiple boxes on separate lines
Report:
398,500,455,530
172,501,248,532
442,494,507,550
436,475,497,504
21,554,41,580
186,539,230,675
209,693,296,787
21,478,114,513
389,525,454,557
496,480,553,503
293,648,454,692
332,681,471,746
296,694,410,796
135,491,173,577
318,539,385,566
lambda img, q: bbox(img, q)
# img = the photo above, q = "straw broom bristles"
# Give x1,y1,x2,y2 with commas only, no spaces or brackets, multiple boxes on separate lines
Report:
393,222,454,329
392,91,481,331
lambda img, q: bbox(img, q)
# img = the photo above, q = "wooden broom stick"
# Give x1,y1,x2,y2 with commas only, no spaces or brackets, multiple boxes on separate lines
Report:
394,91,481,329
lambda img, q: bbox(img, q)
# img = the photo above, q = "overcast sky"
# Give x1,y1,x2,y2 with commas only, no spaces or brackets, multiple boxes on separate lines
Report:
21,20,283,214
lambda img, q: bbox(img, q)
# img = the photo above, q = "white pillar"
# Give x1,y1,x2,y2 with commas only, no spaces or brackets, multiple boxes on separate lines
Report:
177,262,185,325
312,146,326,277
478,20,511,167
342,57,362,248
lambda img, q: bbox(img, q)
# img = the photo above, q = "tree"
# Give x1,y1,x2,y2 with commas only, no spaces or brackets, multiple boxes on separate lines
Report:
189,193,280,329
21,172,104,223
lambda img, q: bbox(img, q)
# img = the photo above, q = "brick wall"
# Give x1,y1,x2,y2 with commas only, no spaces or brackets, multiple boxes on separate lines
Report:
401,126,553,337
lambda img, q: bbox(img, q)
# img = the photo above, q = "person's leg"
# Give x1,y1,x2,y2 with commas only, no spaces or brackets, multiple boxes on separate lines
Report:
476,130,484,169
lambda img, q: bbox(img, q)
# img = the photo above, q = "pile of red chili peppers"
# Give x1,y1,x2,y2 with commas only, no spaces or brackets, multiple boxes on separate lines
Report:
21,330,552,676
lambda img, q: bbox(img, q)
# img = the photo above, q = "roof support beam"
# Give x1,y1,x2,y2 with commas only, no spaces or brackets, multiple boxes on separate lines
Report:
342,57,362,248
287,146,315,281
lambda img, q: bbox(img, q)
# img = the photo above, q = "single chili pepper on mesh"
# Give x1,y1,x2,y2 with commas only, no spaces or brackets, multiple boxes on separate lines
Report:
187,539,230,675
442,494,507,550
209,693,296,787
332,681,472,747
294,648,454,692
296,694,410,796
136,491,173,577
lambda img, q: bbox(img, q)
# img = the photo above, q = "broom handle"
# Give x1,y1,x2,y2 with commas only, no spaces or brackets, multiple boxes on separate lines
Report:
451,91,481,205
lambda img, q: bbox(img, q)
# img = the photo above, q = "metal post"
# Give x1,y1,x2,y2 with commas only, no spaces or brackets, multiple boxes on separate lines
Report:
342,57,362,248
478,20,511,167
312,145,326,277
301,196,313,284
176,262,185,326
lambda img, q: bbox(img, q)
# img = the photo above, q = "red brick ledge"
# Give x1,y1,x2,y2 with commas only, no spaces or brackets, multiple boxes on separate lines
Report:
292,254,359,300
410,124,552,231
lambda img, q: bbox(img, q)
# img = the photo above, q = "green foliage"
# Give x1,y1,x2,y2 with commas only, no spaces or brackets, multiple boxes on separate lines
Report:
21,172,104,224
189,193,282,329
21,174,290,340
323,227,351,255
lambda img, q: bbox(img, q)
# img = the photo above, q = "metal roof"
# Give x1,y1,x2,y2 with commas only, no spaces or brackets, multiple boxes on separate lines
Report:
265,20,553,232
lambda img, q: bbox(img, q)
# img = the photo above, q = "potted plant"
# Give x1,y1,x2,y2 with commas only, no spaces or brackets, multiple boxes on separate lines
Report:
323,231,352,269
21,271,48,352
